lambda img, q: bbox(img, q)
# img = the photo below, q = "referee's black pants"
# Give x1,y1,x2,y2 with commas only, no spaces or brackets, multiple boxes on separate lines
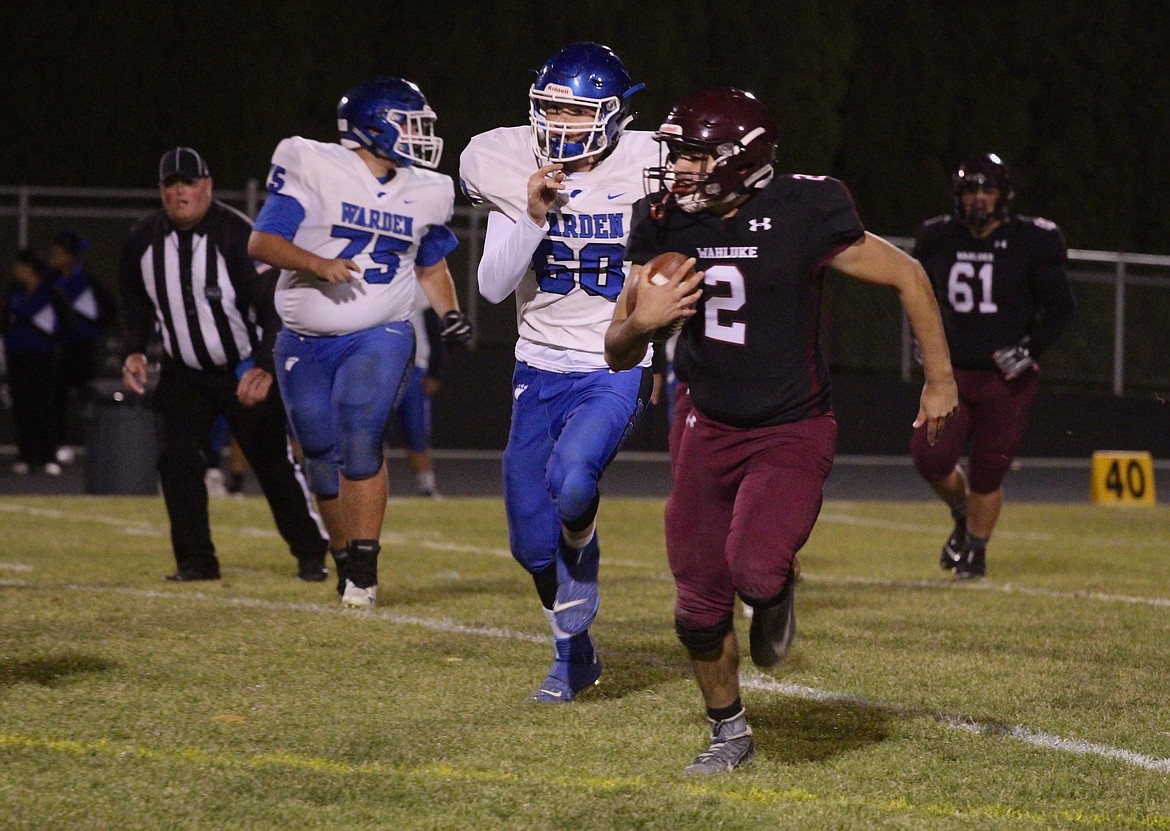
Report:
152,360,327,577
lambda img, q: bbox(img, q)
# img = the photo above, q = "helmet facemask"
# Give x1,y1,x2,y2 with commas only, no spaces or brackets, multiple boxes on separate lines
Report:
340,105,444,169
529,84,627,164
954,177,1002,232
952,153,1014,232
646,129,775,214
337,78,444,169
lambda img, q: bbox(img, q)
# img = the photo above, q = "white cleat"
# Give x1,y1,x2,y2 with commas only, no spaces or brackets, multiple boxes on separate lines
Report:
341,580,377,608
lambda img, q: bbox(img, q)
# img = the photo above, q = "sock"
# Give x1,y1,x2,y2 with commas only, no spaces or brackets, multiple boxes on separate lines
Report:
532,564,557,609
416,470,436,493
348,539,380,587
563,523,596,550
967,534,989,551
707,699,744,724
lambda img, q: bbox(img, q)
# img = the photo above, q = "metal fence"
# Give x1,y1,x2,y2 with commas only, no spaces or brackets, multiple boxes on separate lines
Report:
3,183,1168,395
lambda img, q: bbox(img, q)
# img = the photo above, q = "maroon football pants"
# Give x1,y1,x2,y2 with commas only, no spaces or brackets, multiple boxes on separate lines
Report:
666,409,836,630
911,367,1038,494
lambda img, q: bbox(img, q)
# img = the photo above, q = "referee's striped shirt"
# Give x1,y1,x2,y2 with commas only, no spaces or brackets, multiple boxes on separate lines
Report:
119,201,280,373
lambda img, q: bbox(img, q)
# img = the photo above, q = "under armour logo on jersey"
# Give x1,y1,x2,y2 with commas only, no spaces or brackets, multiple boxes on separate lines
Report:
284,357,299,372
995,239,1008,249
513,383,528,401
748,218,772,232
686,412,697,428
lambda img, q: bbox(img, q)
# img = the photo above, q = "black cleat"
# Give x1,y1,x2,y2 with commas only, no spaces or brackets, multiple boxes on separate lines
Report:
164,570,220,582
748,573,796,668
953,543,986,580
940,514,968,570
297,553,328,582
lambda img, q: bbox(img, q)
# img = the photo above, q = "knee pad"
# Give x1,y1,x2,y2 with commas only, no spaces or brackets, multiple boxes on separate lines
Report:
968,462,1010,494
675,614,734,654
551,467,599,526
303,457,340,498
341,434,385,482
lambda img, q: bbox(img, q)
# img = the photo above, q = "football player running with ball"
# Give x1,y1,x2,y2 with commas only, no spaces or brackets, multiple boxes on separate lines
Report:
606,87,958,774
249,77,472,608
459,42,658,703
911,153,1074,579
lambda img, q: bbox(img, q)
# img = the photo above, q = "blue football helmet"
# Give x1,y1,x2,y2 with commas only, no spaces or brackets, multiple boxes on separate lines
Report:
529,42,644,164
337,77,443,168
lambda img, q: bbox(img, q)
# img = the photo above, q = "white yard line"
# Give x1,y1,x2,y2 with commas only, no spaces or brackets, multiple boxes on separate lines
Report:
2,577,1168,775
742,674,1170,774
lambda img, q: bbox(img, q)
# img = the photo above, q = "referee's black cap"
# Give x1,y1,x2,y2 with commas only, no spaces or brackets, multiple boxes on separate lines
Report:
159,147,211,183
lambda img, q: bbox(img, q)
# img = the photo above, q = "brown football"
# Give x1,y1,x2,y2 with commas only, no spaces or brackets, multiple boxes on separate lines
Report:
627,251,695,341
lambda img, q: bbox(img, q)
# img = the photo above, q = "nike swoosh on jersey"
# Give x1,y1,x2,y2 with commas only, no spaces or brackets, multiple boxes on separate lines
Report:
552,599,590,613
607,192,626,199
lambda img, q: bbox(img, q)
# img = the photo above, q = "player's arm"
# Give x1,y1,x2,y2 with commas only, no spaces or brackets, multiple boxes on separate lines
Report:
475,163,563,304
1026,232,1076,355
415,222,471,344
417,259,472,345
829,232,958,443
246,193,357,284
604,259,701,371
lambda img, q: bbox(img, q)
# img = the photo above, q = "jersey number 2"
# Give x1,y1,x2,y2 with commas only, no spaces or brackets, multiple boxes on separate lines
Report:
703,265,747,345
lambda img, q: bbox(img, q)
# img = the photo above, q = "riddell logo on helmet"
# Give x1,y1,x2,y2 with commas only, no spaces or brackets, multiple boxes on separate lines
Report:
545,83,574,96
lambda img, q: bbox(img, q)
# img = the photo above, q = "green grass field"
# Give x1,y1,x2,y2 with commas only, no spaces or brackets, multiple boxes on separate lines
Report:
2,495,1169,830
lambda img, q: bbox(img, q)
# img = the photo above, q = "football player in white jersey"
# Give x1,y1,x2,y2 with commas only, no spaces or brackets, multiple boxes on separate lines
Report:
249,77,472,608
459,42,658,702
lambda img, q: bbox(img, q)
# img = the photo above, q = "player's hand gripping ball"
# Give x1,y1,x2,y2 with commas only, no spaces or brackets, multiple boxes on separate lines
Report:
627,251,697,341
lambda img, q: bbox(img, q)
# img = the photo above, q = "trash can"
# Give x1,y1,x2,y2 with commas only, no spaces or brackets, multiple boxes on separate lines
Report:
83,379,158,495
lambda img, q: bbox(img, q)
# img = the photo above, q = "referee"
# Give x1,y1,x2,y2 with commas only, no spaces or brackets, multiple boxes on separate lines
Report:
118,146,328,582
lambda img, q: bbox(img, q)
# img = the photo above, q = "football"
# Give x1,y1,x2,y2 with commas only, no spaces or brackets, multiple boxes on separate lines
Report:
627,252,695,341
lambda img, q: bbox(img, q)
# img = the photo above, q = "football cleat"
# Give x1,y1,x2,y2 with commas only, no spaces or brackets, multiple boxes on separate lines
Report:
747,571,796,669
552,533,601,635
297,553,328,582
940,515,968,570
684,710,755,775
953,543,986,580
341,580,377,608
531,632,602,703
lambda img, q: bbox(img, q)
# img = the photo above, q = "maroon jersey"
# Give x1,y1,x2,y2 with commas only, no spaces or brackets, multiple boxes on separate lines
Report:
627,175,864,428
913,214,1074,370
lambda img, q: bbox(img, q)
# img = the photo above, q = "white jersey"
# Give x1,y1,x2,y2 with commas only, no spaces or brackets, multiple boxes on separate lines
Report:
460,127,657,370
269,137,455,336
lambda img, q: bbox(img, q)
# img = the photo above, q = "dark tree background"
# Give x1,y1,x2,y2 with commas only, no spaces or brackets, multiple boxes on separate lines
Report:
3,0,1169,251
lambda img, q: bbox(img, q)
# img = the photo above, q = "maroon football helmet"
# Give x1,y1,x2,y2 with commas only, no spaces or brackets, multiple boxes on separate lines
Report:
952,152,1015,230
645,87,777,214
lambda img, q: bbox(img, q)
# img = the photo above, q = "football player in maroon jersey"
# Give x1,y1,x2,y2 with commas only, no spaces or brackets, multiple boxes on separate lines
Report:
911,153,1074,579
605,87,958,774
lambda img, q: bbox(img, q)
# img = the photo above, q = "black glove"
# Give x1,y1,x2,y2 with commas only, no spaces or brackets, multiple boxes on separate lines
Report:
991,337,1036,380
439,310,472,345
